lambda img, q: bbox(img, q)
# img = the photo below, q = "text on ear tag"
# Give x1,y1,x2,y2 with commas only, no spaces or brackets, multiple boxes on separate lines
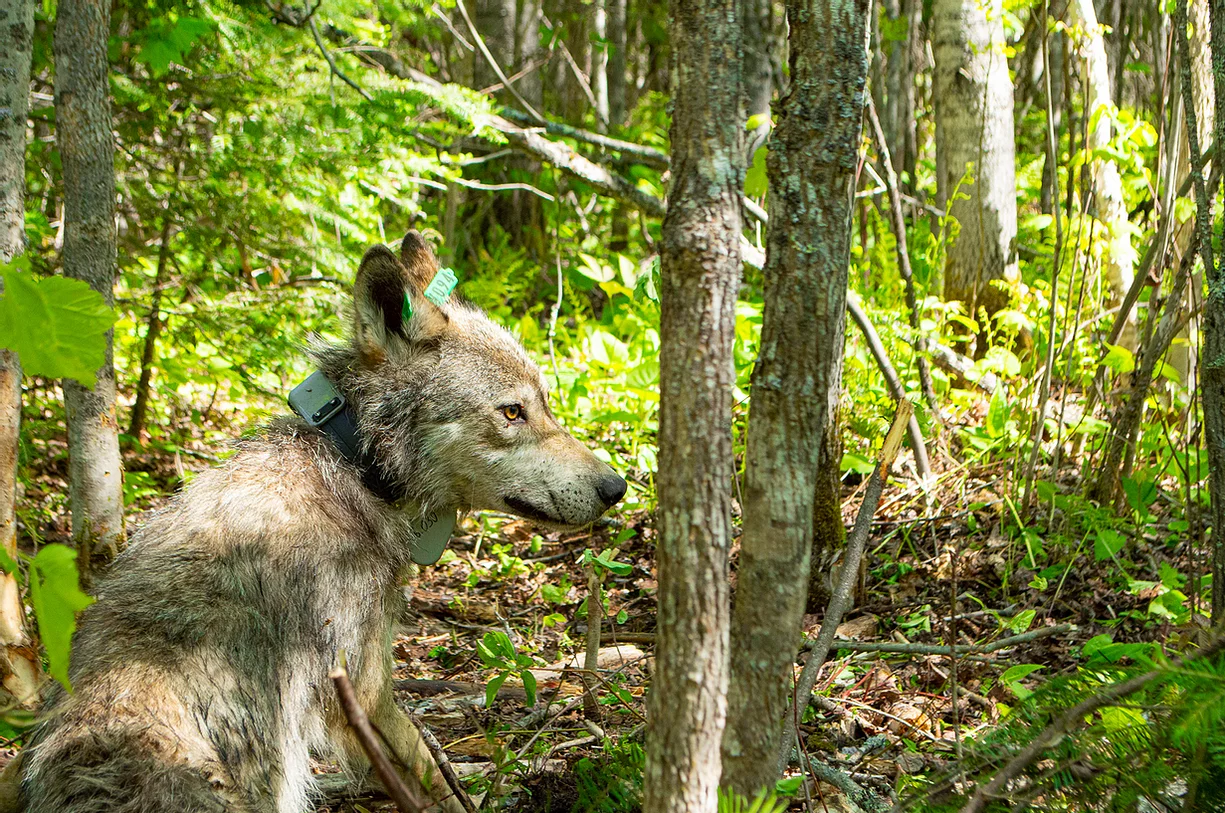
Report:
423,268,458,306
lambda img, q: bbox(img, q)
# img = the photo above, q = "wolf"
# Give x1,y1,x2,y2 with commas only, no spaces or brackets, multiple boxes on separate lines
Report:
14,230,626,813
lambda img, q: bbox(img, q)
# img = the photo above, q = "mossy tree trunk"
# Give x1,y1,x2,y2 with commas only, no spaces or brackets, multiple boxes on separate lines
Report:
641,0,742,807
720,0,871,796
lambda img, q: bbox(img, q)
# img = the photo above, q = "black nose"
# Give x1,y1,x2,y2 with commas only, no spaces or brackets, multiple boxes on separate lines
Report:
597,474,628,508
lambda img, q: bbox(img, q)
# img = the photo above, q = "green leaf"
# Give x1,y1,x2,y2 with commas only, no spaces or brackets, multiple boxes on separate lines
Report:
745,146,769,198
0,270,115,387
1094,528,1127,562
1006,609,1036,633
485,672,508,708
1101,343,1135,375
986,386,1009,439
521,668,537,706
27,545,94,690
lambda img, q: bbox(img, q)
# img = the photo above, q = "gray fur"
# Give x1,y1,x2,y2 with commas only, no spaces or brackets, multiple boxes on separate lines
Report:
19,232,624,813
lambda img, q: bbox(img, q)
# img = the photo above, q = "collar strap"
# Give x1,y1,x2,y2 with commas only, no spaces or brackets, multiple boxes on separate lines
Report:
288,371,403,503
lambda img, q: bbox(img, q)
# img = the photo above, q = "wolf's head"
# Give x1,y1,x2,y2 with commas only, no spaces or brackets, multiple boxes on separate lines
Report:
312,230,626,527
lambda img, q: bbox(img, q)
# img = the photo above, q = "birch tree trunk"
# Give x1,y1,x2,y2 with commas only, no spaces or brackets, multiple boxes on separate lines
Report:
641,0,742,807
55,0,126,571
1068,0,1137,349
515,0,544,110
931,0,1018,331
593,0,610,130
0,0,41,707
721,0,871,795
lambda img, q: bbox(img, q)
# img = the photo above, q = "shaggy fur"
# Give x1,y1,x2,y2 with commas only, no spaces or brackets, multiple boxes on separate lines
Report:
18,231,625,813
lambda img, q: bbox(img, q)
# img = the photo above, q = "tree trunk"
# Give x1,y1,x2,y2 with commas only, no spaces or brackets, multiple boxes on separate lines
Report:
1200,0,1225,625
721,0,871,796
641,0,742,809
516,0,544,109
881,0,915,186
0,0,41,708
474,0,516,90
592,0,610,130
55,0,126,573
607,0,627,127
930,0,1018,333
807,404,845,613
127,213,173,440
1068,0,1137,350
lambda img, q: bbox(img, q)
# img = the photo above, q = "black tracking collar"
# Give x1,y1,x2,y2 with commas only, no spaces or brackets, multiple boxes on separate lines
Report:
287,371,403,503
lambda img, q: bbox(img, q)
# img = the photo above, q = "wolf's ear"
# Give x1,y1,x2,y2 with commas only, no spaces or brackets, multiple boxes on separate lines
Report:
400,230,439,289
353,241,445,360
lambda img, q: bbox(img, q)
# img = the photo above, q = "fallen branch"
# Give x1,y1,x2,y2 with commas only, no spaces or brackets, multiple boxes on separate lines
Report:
929,342,999,394
776,401,912,773
846,295,931,480
819,623,1074,656
413,715,478,813
500,108,670,170
960,633,1225,813
865,96,938,417
395,677,530,702
331,665,428,813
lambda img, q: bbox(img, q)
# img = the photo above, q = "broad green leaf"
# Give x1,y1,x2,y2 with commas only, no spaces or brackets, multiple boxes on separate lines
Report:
1094,528,1127,561
521,668,537,706
985,387,1009,439
27,545,94,690
485,672,507,707
1006,609,1036,633
0,270,115,387
1101,343,1135,375
1000,663,1043,684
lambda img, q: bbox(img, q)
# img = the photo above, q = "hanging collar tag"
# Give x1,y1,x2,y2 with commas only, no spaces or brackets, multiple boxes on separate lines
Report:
409,507,457,565
403,267,459,323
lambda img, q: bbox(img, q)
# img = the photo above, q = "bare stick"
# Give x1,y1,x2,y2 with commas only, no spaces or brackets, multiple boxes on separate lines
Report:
501,108,670,170
452,0,545,124
960,633,1225,813
331,665,428,813
818,623,1073,656
847,295,932,480
775,401,912,773
309,18,372,101
412,715,478,813
582,563,603,721
865,96,939,419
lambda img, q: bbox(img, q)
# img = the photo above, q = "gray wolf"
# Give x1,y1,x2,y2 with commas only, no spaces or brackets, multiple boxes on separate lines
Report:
15,230,626,813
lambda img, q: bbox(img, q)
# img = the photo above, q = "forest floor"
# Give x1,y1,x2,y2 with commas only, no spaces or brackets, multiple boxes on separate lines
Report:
14,401,1199,812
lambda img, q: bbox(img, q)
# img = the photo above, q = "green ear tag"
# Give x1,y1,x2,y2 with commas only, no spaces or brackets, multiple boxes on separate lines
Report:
401,293,413,324
423,267,458,306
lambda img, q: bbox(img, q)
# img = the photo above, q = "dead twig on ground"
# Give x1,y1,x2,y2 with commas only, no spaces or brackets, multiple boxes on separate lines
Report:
412,714,478,813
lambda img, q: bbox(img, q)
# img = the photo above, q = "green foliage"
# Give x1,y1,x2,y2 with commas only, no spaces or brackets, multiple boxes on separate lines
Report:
476,630,537,707
0,266,115,387
0,544,94,691
571,740,645,813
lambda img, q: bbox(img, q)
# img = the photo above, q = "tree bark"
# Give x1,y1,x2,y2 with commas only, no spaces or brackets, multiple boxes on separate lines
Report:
1068,0,1137,350
128,213,173,440
0,0,41,708
641,0,742,809
474,0,516,91
592,0,610,130
515,0,544,109
930,0,1018,331
607,0,627,127
55,0,126,572
721,0,871,796
807,405,845,614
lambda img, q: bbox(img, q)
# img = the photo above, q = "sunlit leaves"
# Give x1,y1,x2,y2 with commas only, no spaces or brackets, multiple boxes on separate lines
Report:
25,546,95,691
0,267,115,387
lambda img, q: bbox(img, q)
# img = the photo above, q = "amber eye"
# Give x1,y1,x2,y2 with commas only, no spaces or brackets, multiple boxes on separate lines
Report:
500,404,525,422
